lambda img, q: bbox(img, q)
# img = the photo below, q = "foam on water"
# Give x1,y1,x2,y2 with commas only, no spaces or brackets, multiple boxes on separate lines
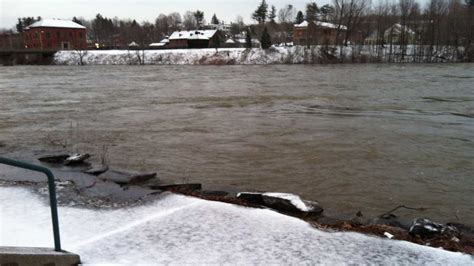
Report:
0,186,472,265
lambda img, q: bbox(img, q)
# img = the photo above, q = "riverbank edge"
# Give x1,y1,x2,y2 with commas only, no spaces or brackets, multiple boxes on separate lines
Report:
50,46,473,66
1,174,473,256
176,187,474,255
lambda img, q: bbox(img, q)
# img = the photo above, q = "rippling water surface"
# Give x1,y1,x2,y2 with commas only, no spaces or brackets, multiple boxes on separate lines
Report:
0,64,473,223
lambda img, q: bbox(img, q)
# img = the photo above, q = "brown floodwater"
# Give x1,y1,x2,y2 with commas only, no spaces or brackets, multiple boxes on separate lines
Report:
0,64,473,224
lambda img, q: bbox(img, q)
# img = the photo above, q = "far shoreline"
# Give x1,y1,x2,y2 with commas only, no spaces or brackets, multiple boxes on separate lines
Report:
2,45,473,66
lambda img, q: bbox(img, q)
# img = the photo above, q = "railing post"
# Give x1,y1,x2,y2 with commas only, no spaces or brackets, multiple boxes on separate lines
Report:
0,157,61,252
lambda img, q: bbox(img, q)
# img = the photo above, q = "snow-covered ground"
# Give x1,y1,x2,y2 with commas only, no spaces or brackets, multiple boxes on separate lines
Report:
1,186,472,265
54,45,465,65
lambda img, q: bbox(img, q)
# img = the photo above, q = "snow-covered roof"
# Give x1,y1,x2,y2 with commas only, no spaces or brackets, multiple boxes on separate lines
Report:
235,38,260,44
315,21,347,30
149,42,166,47
169,30,217,40
26,19,86,29
294,20,347,31
128,41,138,47
386,23,415,35
295,21,309,28
225,39,235,44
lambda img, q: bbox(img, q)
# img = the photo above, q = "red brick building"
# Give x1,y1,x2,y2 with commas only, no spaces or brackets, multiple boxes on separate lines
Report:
24,19,87,50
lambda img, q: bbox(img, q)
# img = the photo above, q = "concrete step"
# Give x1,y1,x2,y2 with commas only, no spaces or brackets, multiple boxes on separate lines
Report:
0,246,80,266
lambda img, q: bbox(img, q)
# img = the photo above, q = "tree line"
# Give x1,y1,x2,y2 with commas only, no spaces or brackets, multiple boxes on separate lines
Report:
5,0,473,60
250,0,473,61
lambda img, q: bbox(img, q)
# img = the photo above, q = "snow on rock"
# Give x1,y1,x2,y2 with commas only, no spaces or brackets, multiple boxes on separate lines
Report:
409,218,459,238
262,192,314,212
237,191,322,214
1,186,472,265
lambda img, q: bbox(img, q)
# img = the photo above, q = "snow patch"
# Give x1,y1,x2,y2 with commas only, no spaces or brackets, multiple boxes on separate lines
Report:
1,186,472,265
54,45,464,65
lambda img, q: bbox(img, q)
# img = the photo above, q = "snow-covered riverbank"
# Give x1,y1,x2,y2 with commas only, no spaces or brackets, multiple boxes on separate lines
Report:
1,186,472,264
54,45,467,65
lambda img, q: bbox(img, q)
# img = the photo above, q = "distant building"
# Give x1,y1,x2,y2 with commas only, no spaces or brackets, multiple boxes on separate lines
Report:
222,38,237,48
364,23,416,45
293,20,348,46
149,37,169,49
203,23,232,35
228,38,260,48
23,19,87,50
384,24,415,44
168,30,221,49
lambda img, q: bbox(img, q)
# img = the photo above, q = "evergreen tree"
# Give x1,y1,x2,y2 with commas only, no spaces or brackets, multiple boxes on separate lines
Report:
72,17,84,25
245,28,252,49
305,2,319,21
269,6,277,23
260,26,271,49
320,5,334,22
16,18,23,33
296,11,305,24
252,0,268,24
15,17,39,33
194,10,205,28
211,14,219,24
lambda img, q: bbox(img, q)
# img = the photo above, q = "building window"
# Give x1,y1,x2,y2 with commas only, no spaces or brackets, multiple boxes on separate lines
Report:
34,32,39,39
57,31,60,38
69,32,73,38
46,32,51,39
79,32,83,39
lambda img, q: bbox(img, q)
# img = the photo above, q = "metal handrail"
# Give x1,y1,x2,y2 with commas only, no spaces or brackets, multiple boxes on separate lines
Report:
0,157,61,251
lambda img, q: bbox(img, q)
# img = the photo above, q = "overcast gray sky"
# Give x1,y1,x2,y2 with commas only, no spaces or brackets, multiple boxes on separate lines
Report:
0,0,335,29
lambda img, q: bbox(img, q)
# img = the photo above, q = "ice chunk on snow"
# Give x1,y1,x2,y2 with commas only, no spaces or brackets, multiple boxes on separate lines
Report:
263,192,312,211
0,186,472,265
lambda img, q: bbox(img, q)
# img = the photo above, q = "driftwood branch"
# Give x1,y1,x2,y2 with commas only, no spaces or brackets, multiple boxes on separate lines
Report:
379,205,428,218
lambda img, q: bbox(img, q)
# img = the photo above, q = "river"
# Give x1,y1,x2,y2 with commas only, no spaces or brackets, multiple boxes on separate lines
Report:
0,64,473,224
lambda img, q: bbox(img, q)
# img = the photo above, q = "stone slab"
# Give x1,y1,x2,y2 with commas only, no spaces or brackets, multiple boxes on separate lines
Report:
0,246,80,266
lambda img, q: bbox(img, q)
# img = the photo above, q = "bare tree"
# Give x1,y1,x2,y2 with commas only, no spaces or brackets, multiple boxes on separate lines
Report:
73,49,88,65
183,11,198,30
167,12,182,32
425,0,449,60
278,4,297,23
155,14,170,37
399,0,415,59
230,16,246,36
